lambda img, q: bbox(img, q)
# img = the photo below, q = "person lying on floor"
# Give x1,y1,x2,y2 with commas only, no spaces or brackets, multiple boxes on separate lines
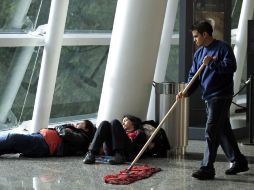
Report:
0,120,96,157
83,115,147,165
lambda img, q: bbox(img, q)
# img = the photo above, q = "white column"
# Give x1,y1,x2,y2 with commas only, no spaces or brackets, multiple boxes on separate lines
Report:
231,0,254,114
147,0,179,120
31,0,69,132
97,0,167,124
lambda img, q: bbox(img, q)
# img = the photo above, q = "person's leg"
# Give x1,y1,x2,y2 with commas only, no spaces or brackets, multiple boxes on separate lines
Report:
192,98,221,180
218,98,249,174
219,99,244,161
88,121,112,154
0,133,49,157
83,121,112,164
220,118,242,160
110,119,130,152
201,99,224,169
107,119,130,165
0,132,18,155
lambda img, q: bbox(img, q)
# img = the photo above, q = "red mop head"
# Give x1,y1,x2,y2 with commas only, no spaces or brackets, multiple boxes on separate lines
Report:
103,165,161,185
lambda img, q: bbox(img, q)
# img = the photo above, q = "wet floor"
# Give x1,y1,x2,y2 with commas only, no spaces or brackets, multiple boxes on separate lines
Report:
0,140,253,190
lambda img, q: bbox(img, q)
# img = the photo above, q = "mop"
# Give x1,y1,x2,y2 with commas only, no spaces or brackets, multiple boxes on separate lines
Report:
104,63,207,185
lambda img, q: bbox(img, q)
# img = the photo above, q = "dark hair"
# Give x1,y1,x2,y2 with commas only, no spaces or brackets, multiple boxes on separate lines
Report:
192,20,213,36
122,115,142,130
84,120,96,141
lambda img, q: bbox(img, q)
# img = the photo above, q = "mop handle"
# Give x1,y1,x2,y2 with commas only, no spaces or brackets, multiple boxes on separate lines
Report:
182,63,206,95
127,63,206,171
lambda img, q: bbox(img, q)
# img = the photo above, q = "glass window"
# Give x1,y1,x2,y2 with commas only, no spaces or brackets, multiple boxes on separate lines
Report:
231,0,242,29
0,47,42,130
65,0,117,32
165,45,179,82
50,46,109,119
0,0,50,33
165,2,180,83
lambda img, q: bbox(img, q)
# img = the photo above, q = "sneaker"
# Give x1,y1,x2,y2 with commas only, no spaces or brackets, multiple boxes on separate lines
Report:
108,152,126,165
225,160,249,175
192,167,215,180
83,151,95,164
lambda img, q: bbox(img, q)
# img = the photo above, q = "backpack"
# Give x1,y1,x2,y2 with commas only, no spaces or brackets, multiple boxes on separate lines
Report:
142,120,170,157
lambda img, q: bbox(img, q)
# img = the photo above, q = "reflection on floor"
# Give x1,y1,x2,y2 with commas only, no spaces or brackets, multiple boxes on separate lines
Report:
0,140,253,190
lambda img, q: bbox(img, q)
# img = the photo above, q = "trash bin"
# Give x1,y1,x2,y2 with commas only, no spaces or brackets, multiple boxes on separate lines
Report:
154,82,189,156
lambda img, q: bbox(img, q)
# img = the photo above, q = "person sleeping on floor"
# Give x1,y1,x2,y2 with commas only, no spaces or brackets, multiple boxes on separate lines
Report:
83,115,147,165
0,120,96,157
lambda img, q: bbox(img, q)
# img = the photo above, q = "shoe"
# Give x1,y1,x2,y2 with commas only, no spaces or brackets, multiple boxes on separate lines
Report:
83,151,95,164
225,160,249,175
108,152,126,165
192,167,215,180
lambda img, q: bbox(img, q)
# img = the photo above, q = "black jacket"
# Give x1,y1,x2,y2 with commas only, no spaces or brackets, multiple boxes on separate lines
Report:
54,124,94,156
126,128,147,160
142,120,171,157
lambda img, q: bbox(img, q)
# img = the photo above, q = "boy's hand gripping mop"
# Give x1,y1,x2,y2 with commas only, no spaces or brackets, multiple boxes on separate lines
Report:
104,63,207,185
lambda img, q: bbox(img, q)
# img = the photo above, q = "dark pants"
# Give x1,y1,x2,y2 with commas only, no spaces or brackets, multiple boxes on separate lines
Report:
201,97,245,169
89,120,131,156
0,132,49,157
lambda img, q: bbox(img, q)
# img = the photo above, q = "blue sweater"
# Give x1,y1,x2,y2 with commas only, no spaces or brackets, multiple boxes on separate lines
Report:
187,40,237,100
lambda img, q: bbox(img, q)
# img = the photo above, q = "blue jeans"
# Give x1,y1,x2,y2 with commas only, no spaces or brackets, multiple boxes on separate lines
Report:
201,97,245,169
0,132,49,157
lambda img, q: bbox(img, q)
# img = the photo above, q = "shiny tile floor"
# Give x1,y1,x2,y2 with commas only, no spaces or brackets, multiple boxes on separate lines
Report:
0,140,253,190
